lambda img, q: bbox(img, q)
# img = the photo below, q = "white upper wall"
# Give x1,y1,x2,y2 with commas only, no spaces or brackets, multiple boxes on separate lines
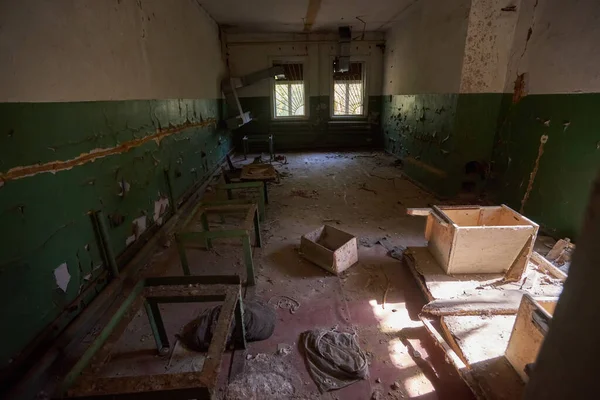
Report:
383,0,471,95
0,0,225,102
225,32,384,98
460,0,521,93
505,0,600,94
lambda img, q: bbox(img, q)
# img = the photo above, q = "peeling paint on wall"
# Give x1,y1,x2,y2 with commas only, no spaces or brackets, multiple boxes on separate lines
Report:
0,119,217,184
53,263,70,292
153,196,170,225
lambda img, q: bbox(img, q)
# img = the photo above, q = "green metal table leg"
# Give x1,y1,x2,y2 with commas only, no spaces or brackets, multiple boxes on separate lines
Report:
164,168,177,213
263,181,269,204
243,136,248,160
242,235,255,286
175,233,191,276
253,209,262,248
200,213,212,249
144,300,170,355
257,184,265,221
234,289,246,349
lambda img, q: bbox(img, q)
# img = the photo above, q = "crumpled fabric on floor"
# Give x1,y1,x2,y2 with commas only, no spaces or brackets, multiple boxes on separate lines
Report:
180,300,275,352
301,328,369,392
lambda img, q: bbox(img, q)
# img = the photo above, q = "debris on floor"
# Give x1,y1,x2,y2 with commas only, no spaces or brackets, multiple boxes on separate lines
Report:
358,236,405,260
268,295,300,314
291,189,319,199
225,353,305,400
301,328,368,392
180,300,275,351
545,237,575,274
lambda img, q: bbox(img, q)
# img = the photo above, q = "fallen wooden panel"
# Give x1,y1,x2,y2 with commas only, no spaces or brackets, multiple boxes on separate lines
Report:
421,290,524,316
530,251,567,281
405,247,563,303
505,295,557,382
441,315,516,367
441,315,524,400
420,316,486,400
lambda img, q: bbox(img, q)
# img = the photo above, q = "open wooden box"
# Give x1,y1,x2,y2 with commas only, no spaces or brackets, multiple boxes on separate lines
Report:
411,205,539,278
300,225,358,275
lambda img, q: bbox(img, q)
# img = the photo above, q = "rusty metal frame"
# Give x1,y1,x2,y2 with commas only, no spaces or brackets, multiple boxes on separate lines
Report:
57,275,245,400
175,202,261,286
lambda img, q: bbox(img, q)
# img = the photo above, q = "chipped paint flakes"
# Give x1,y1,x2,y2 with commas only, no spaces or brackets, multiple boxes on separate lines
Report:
153,196,170,225
54,263,71,292
126,235,136,246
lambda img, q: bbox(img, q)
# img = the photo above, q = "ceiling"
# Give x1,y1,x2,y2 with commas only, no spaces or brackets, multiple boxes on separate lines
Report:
198,0,418,33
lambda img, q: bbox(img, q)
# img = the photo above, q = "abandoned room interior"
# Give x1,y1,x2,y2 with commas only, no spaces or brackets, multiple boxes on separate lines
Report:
1,0,600,399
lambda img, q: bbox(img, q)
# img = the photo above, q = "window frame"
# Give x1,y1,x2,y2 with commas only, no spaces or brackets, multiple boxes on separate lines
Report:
329,58,368,119
270,58,309,121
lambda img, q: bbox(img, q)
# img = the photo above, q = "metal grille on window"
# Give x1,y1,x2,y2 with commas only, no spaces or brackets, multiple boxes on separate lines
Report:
273,63,305,117
333,62,364,116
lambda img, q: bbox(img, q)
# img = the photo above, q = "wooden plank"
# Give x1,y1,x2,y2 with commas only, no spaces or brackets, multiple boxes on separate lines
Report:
442,208,484,226
405,247,563,301
420,316,486,400
505,295,554,383
442,315,516,367
405,247,505,300
448,226,534,274
403,251,435,302
427,217,455,271
530,251,567,281
504,234,535,282
421,290,525,316
406,208,431,216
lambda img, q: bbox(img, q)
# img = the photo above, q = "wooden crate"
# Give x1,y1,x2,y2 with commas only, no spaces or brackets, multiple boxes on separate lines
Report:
300,225,358,275
505,294,557,382
423,205,539,277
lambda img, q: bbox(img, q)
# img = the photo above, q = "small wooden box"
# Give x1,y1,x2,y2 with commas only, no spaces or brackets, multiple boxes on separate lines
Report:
505,294,557,382
425,205,538,276
300,225,358,275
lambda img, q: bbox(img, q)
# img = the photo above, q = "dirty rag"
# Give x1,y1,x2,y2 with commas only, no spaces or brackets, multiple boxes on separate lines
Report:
180,300,275,351
359,237,406,261
301,328,368,392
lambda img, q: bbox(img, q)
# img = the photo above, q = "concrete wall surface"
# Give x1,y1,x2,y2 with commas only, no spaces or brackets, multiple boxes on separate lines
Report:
0,0,225,102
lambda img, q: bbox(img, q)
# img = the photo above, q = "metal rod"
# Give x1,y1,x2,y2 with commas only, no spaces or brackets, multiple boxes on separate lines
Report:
253,209,262,248
242,235,255,286
59,280,145,394
164,168,177,213
175,233,191,276
90,210,119,278
144,300,170,355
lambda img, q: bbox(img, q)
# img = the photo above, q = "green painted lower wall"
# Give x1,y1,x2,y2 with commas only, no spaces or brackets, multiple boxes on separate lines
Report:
234,96,382,150
382,93,505,197
491,93,600,239
0,99,231,373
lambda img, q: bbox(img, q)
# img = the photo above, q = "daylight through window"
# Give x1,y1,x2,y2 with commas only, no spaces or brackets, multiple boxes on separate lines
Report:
333,62,364,116
273,63,305,118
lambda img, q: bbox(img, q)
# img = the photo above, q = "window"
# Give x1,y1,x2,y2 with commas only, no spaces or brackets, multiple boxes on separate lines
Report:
273,63,305,118
333,62,365,116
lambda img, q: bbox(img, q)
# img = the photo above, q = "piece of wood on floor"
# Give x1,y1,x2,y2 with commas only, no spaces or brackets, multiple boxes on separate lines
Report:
421,290,525,316
404,247,504,300
442,315,524,400
530,252,567,281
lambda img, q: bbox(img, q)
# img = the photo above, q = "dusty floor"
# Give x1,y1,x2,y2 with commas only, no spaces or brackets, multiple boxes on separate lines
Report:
96,151,476,400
